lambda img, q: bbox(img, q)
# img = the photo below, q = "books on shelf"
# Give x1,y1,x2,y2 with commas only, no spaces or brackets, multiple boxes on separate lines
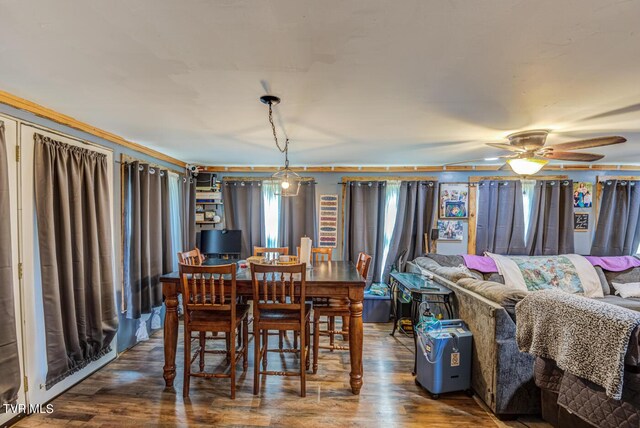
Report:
196,191,222,202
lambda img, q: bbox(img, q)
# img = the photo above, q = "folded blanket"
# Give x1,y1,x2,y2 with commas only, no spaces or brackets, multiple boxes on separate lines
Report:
487,253,603,298
461,254,498,273
585,256,640,272
516,289,640,400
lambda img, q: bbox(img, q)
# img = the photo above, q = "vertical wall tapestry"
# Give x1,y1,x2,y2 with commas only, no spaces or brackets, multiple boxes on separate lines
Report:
318,194,338,248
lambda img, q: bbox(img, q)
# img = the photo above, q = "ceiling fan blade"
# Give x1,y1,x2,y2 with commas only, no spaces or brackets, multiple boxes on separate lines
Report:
499,163,511,171
550,136,626,150
486,143,526,152
543,151,604,162
444,155,514,166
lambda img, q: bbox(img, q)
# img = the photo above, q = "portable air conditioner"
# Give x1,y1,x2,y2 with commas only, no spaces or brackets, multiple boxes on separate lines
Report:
415,319,472,399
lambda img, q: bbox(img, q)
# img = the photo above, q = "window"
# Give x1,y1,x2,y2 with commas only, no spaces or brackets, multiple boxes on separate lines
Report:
379,180,401,282
168,172,183,272
521,179,536,243
263,180,281,248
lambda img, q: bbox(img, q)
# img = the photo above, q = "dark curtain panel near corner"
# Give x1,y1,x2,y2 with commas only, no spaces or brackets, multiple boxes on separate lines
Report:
526,180,574,255
342,181,386,285
475,180,527,255
0,123,21,410
123,162,173,320
591,180,640,256
34,133,118,390
280,181,317,253
181,173,196,250
384,181,437,280
222,180,264,259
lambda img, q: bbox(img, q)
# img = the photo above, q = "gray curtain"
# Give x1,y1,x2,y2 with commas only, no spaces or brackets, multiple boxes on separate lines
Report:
280,181,317,253
0,122,20,409
123,162,173,319
384,181,437,280
526,180,574,255
475,180,527,255
591,180,640,256
181,172,196,250
34,133,118,389
342,181,387,284
222,180,264,259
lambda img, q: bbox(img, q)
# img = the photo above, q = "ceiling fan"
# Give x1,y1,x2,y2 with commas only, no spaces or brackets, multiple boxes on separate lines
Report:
453,130,627,175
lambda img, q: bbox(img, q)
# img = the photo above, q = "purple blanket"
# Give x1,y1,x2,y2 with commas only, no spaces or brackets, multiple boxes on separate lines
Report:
584,256,640,272
461,254,498,273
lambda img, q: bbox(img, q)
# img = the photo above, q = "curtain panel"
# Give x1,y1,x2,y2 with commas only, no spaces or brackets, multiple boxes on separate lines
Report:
475,180,527,255
181,172,196,250
591,180,640,256
279,181,317,253
123,161,173,320
34,133,118,389
342,181,387,285
0,122,21,409
526,180,575,255
384,180,437,280
222,180,264,259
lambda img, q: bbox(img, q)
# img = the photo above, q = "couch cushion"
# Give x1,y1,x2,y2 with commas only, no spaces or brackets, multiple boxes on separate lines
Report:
433,265,480,282
594,266,611,296
597,295,640,313
425,253,464,267
604,267,640,292
457,277,528,316
484,272,505,283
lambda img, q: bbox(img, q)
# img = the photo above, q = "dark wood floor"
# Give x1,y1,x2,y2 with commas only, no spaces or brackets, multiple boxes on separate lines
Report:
15,323,539,427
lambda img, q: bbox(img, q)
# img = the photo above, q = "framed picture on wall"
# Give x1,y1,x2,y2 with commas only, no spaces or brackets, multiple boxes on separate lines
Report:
437,220,465,241
573,182,593,208
439,183,469,218
574,212,589,231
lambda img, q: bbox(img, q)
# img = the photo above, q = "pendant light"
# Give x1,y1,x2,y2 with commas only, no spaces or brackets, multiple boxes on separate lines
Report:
260,95,302,197
507,157,549,175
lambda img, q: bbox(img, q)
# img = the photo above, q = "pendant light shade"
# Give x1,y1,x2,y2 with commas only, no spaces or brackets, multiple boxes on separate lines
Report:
507,158,548,175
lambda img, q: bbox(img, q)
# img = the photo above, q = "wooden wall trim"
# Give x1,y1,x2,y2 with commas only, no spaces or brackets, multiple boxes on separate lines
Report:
468,174,569,183
0,89,186,167
340,175,438,182
204,165,640,173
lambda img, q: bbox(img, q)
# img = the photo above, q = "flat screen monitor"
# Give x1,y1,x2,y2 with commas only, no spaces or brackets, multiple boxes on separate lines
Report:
200,229,242,255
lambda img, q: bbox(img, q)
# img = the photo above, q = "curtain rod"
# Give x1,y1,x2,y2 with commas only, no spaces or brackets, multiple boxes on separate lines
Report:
120,153,184,175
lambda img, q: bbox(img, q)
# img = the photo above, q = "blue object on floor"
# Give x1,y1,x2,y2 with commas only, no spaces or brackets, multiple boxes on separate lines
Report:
363,284,391,323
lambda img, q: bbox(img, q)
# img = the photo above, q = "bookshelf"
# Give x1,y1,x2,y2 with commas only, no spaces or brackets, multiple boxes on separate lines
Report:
195,173,224,231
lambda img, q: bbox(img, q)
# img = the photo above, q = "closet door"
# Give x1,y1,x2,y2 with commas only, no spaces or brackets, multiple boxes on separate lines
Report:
20,125,117,407
0,117,26,425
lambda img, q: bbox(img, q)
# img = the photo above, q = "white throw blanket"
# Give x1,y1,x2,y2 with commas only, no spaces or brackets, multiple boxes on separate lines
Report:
486,253,603,298
516,289,640,399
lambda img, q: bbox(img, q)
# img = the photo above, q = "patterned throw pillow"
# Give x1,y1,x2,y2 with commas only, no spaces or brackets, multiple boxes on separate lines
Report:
611,282,640,299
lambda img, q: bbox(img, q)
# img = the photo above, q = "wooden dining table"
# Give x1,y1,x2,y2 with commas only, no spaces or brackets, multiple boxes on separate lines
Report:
160,260,366,395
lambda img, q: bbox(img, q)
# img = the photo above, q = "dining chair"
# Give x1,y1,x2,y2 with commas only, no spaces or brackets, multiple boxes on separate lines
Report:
178,248,230,351
179,262,249,399
312,252,371,374
296,246,332,263
253,246,289,257
177,247,205,265
251,262,311,397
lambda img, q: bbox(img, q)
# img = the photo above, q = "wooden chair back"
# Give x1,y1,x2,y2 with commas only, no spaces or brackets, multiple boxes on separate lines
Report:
250,263,306,317
253,246,289,257
179,263,237,322
178,248,205,266
296,246,332,262
356,252,372,280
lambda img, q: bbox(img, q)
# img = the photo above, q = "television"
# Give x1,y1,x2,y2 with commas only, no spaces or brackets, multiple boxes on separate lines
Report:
200,229,242,255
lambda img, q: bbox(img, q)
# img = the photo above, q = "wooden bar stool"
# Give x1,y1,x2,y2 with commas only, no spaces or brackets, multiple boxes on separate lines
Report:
179,262,249,399
251,263,311,397
312,252,371,374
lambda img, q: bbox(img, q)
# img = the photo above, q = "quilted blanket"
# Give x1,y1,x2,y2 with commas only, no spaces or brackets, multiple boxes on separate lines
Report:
516,289,640,400
487,253,603,298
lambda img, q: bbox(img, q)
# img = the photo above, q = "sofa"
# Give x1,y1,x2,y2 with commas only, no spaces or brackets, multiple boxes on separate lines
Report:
406,253,640,422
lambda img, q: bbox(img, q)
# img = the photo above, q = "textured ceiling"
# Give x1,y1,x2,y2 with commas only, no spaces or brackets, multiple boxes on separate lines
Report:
1,0,640,166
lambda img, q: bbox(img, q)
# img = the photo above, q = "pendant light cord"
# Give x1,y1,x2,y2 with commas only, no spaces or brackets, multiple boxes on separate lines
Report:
268,102,289,155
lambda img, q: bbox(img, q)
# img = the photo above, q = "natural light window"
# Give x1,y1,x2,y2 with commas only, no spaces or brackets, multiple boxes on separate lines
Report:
263,181,280,248
379,180,401,282
521,179,536,243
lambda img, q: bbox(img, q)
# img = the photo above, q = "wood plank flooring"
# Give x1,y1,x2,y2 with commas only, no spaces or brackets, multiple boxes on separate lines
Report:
14,323,545,427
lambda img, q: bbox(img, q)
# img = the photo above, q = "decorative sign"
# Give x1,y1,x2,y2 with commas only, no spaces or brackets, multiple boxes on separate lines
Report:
318,194,338,248
437,220,464,241
573,182,593,208
439,183,469,218
574,212,589,231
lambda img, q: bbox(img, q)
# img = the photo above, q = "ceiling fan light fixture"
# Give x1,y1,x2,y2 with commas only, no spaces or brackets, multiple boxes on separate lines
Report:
507,158,548,175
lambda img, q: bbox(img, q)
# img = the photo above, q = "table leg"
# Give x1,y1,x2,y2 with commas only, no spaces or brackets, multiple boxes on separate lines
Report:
411,296,419,375
390,282,398,336
349,290,364,395
163,281,179,388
